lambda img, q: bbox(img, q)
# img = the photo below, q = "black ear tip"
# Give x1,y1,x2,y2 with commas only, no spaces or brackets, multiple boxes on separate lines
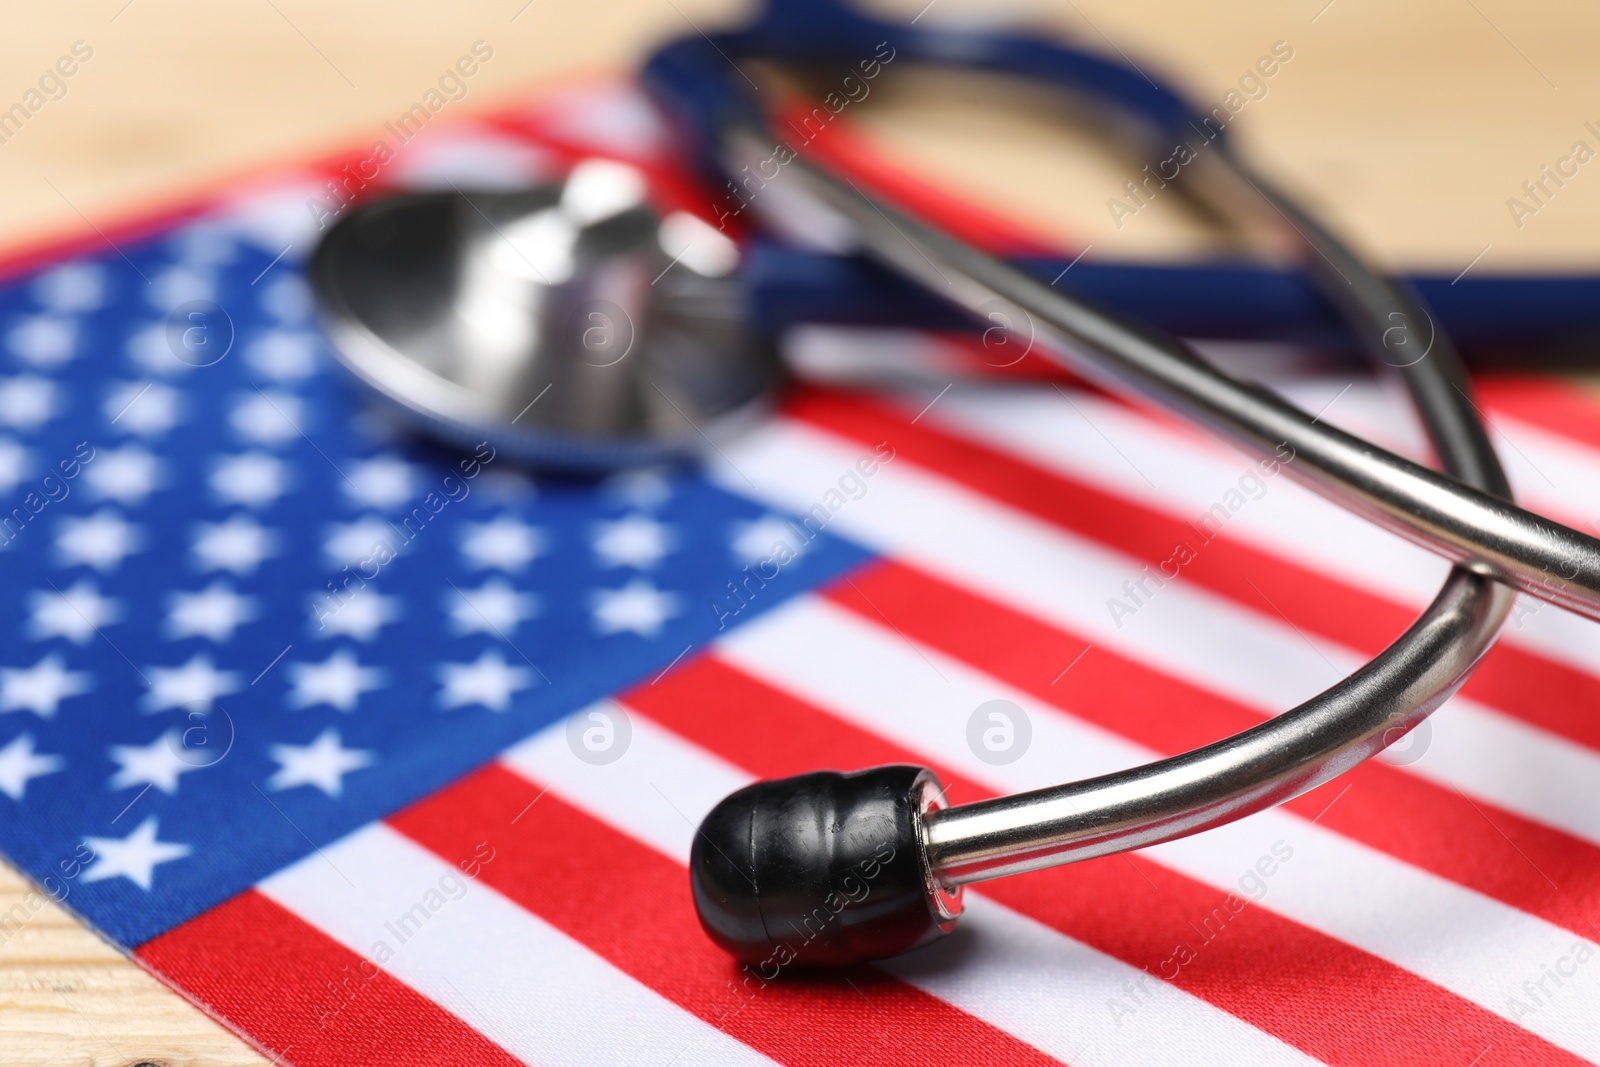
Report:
688,765,962,967
687,776,765,955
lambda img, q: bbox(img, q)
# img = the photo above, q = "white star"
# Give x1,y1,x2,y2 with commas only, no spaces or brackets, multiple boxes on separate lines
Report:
125,322,188,376
261,275,312,322
323,517,400,568
267,728,374,796
445,579,539,636
0,655,91,717
313,588,401,642
148,266,214,308
591,578,681,638
143,654,240,713
0,376,56,430
0,438,27,495
460,517,546,571
231,391,303,445
0,734,63,800
167,582,257,642
107,731,200,794
127,325,172,373
287,650,384,711
245,330,318,381
28,580,120,644
438,651,532,712
169,224,236,267
6,316,76,367
82,817,191,890
82,445,163,505
192,515,279,575
105,380,179,436
731,515,809,566
33,260,105,312
212,452,288,508
593,513,673,569
343,456,414,510
56,509,142,572
603,467,672,509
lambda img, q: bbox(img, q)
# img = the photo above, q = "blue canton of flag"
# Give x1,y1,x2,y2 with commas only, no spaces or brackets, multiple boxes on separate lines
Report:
0,216,867,947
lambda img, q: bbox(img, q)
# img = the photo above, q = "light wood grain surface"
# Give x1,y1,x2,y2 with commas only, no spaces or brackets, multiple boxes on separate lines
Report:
2,1,1598,1064
0,863,265,1067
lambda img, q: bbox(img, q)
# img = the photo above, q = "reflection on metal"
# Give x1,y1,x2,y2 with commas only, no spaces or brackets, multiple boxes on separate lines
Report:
313,160,772,471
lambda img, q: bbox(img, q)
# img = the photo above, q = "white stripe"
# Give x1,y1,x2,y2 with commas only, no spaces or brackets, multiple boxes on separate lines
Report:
501,700,753,864
502,707,1319,1067
259,823,773,1067
1268,378,1431,459
877,894,1312,1067
1489,412,1600,526
783,324,980,381
712,416,1600,847
717,596,1600,1059
1268,375,1600,533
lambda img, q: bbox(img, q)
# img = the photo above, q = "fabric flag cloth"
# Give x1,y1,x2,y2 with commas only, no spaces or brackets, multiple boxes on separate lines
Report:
2,81,1600,1067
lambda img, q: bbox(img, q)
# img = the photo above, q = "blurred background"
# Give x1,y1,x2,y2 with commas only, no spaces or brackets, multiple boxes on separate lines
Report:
1,0,1597,1062
3,0,1599,272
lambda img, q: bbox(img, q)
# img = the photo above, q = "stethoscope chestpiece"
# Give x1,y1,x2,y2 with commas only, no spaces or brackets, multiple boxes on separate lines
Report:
311,159,779,473
690,764,962,967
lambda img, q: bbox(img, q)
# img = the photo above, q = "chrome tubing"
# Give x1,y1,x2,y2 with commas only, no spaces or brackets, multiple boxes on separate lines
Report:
720,120,1531,885
921,568,1505,884
745,127,1600,622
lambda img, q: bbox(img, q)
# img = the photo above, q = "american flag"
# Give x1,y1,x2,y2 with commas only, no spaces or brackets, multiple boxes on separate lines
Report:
2,82,1599,1066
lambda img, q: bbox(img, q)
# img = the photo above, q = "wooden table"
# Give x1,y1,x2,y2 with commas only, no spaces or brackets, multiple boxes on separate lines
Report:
2,0,1597,1063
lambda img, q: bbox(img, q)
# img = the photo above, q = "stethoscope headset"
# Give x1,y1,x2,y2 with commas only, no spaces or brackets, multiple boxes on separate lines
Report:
311,0,1600,967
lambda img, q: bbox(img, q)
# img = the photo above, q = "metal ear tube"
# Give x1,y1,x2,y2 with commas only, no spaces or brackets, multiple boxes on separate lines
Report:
659,14,1529,967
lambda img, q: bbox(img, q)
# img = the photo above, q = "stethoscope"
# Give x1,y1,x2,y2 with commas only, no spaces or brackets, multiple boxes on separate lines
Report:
310,0,1600,968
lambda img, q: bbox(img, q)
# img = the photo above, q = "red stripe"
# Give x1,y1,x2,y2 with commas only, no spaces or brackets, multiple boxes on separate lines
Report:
831,559,1600,939
1479,375,1600,455
786,387,1600,756
137,890,522,1067
385,764,1062,1067
626,654,1583,1067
